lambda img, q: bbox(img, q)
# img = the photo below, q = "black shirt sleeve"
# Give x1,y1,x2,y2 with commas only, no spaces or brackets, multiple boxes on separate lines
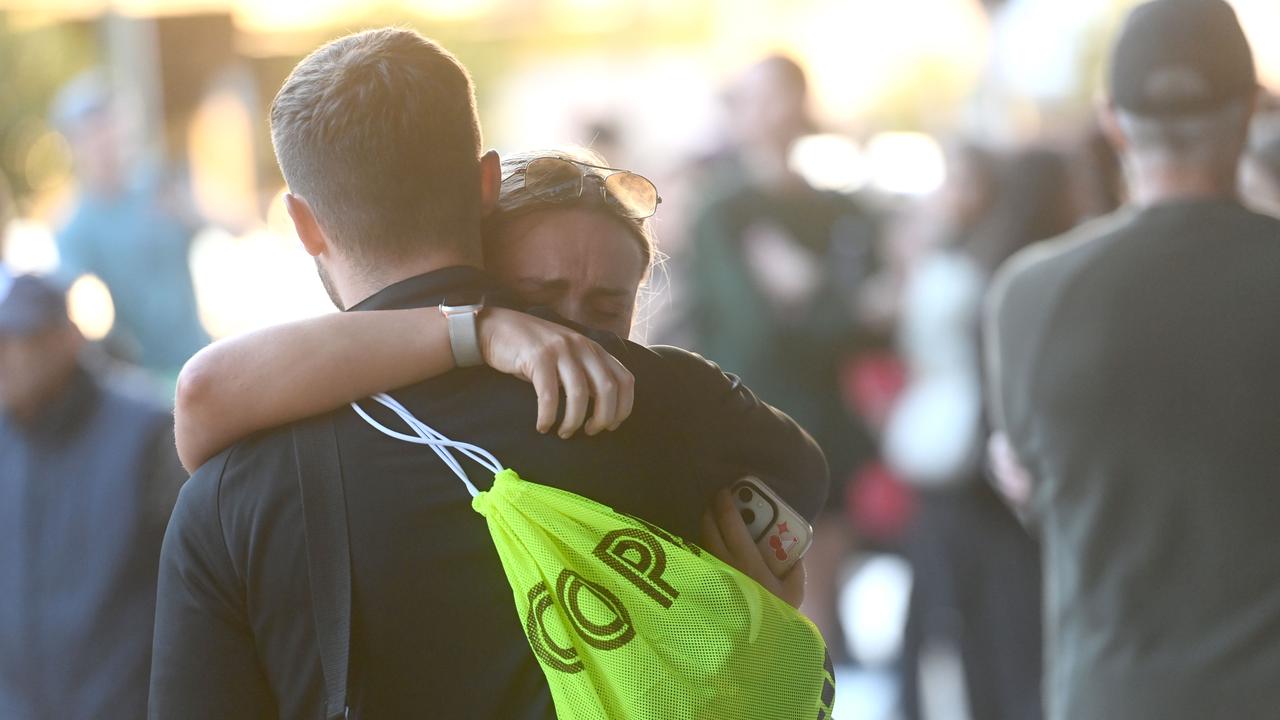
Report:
554,312,831,523
649,345,830,521
149,448,277,720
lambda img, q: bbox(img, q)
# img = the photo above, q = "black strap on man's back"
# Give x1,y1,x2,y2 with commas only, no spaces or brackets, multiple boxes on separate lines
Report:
292,416,351,720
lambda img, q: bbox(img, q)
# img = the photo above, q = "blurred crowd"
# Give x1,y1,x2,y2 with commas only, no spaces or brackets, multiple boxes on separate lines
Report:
3,0,1280,718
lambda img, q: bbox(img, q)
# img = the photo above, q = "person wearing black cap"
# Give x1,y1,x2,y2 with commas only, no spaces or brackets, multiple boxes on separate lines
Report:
985,1,1280,718
0,275,186,718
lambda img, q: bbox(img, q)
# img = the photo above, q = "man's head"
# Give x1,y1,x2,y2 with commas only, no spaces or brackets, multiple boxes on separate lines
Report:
1101,0,1258,200
270,28,499,308
0,276,83,423
728,55,813,155
52,70,126,197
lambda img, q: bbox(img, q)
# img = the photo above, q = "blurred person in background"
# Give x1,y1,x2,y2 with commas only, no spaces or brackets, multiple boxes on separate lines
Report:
0,173,13,297
1069,121,1126,221
0,274,185,719
52,70,209,390
150,31,829,718
890,145,1073,720
687,54,882,661
986,1,1280,718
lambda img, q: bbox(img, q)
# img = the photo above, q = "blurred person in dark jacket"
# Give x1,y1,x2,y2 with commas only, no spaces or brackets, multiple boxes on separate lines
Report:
52,71,209,388
890,146,1073,720
986,2,1280,718
0,274,185,719
687,55,881,660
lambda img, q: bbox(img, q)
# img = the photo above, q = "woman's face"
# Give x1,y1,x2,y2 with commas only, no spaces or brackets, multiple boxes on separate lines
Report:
486,206,647,337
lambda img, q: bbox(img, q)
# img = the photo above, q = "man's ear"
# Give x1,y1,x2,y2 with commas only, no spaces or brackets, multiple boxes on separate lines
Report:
284,193,328,258
1097,100,1128,155
479,150,501,215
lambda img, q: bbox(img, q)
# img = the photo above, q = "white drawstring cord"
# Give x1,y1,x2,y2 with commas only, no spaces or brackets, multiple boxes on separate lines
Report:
372,394,503,473
350,392,504,498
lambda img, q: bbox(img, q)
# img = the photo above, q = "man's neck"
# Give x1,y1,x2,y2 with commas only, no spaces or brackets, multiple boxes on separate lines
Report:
338,248,483,309
1127,162,1238,207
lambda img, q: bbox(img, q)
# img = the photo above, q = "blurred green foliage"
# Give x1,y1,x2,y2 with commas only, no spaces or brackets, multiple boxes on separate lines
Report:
0,13,98,204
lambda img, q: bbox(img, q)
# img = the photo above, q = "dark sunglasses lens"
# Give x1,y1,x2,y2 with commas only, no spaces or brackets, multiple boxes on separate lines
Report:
525,158,583,202
603,172,658,219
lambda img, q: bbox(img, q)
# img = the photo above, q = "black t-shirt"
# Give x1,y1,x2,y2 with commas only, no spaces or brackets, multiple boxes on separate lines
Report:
986,200,1280,720
689,182,881,487
149,266,828,719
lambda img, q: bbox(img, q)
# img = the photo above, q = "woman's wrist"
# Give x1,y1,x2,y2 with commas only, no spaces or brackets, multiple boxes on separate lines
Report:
476,306,513,367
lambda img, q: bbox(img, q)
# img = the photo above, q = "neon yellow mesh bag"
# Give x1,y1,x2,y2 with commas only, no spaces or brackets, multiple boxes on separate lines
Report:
355,394,837,720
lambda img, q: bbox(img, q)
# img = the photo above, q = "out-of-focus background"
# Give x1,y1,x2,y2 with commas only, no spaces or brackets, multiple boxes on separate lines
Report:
5,0,1277,351
2,1,1278,718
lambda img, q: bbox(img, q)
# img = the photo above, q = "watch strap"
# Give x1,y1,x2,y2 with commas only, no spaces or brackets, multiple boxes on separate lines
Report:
444,306,483,368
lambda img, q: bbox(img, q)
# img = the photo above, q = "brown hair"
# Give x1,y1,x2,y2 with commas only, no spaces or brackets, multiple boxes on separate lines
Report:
270,28,482,267
485,147,658,281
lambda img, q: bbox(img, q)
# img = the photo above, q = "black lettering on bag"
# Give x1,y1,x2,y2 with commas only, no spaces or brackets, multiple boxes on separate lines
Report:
817,649,836,719
619,513,703,557
556,569,636,650
525,581,584,674
593,528,680,608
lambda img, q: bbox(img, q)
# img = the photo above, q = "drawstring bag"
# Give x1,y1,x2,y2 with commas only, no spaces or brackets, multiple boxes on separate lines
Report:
353,393,837,720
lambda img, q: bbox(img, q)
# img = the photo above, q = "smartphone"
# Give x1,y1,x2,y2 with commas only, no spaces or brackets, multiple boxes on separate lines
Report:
729,477,813,576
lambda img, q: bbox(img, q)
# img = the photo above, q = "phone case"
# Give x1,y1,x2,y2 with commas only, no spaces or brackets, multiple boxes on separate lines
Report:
729,478,813,575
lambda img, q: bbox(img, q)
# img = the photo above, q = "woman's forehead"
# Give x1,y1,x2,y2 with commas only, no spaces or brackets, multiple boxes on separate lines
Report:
491,207,647,281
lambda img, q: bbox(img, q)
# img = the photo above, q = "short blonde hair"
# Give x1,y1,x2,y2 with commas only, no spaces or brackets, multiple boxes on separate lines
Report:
484,147,657,280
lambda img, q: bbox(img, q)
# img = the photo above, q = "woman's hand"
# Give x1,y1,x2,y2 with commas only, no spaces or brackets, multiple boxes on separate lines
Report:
478,307,635,439
700,486,807,608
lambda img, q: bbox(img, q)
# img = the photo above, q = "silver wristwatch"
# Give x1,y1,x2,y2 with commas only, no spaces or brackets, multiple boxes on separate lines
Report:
439,296,485,368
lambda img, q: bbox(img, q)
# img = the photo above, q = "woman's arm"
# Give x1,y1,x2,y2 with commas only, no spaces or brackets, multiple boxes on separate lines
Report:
175,307,633,472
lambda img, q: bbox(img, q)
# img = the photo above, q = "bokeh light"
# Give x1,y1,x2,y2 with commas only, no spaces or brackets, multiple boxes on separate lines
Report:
866,132,946,196
66,272,114,340
789,134,870,194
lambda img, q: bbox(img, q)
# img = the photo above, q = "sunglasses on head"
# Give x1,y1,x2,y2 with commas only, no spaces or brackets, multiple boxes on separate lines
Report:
514,157,662,220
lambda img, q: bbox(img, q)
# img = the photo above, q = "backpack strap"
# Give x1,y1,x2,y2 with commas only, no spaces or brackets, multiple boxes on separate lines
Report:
292,416,351,720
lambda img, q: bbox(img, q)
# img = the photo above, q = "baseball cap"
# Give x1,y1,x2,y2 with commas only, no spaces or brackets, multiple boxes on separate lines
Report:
1109,0,1256,116
0,275,70,336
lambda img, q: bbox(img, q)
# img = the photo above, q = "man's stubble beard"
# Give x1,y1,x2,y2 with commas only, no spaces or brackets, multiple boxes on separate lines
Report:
315,258,345,311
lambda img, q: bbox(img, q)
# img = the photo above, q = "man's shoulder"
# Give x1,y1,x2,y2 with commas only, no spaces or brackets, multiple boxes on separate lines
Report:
643,344,735,380
990,209,1136,321
182,419,306,518
604,340,738,390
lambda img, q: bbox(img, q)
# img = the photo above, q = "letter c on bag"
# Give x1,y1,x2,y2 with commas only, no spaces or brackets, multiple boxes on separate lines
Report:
556,569,636,650
525,581,584,674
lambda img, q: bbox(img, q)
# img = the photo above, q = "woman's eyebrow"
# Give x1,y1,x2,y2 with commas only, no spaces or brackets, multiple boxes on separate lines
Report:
585,286,631,300
514,277,569,292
